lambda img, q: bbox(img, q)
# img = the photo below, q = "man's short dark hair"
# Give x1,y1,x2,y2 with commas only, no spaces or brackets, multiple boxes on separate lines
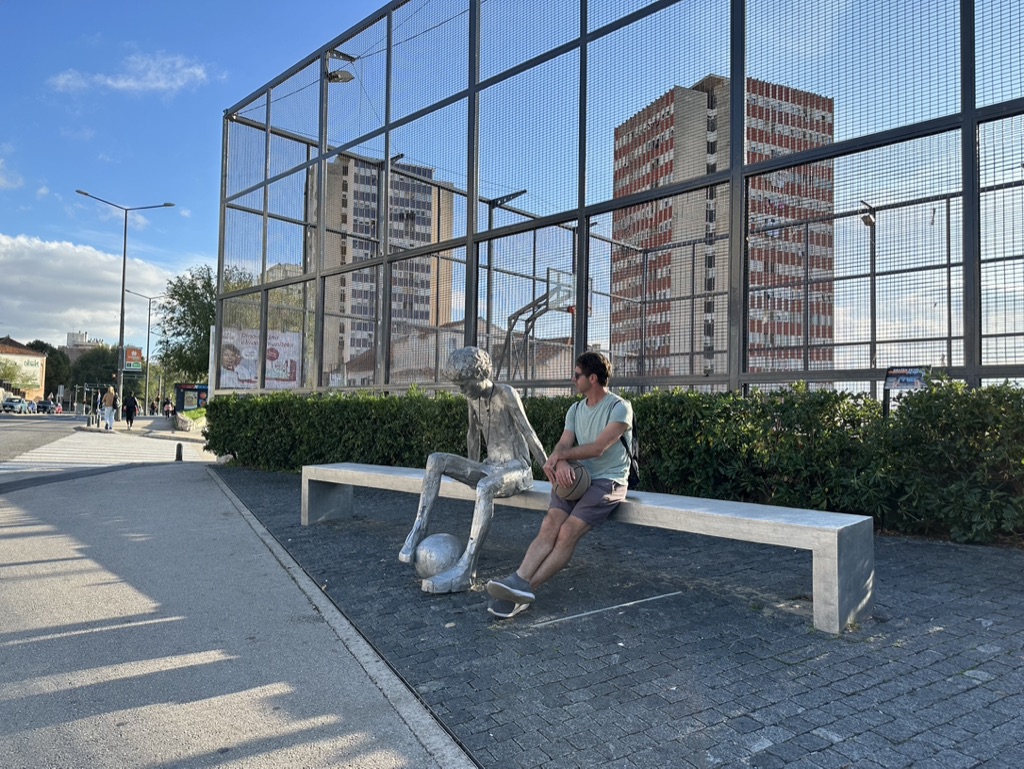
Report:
576,351,611,386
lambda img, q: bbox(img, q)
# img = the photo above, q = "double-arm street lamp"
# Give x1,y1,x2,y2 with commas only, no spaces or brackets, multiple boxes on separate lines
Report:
125,288,165,408
76,190,174,417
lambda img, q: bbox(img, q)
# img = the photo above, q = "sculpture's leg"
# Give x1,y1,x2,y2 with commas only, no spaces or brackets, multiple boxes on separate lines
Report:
399,453,447,563
421,469,530,594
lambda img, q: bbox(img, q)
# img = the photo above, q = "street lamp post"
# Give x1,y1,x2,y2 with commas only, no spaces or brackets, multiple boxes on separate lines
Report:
125,289,164,409
76,190,173,418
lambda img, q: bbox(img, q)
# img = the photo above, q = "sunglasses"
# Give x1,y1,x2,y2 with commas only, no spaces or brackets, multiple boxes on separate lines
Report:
572,372,589,380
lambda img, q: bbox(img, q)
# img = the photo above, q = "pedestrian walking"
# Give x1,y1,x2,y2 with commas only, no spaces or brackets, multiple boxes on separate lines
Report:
124,391,139,430
101,387,117,431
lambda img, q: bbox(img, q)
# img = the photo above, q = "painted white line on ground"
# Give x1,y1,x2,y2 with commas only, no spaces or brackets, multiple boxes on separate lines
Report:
531,591,684,628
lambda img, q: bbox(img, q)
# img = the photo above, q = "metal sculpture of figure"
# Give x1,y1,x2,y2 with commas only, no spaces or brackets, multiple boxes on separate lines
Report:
399,346,548,594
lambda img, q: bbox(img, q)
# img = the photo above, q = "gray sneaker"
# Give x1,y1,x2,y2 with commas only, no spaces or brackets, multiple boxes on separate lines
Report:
488,598,529,619
486,572,535,603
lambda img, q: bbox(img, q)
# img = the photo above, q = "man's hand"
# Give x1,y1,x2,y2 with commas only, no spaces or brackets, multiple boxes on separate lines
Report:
543,454,574,487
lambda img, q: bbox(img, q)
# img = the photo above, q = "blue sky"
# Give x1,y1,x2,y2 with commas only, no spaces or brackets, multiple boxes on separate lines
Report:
0,0,383,351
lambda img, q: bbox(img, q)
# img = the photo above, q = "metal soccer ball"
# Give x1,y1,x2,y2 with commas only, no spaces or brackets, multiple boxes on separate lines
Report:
414,533,463,578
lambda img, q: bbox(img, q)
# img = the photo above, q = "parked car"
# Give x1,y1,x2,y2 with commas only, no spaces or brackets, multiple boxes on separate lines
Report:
2,396,29,414
36,400,58,414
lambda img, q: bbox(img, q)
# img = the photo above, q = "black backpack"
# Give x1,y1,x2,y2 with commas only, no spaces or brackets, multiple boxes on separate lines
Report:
619,415,640,487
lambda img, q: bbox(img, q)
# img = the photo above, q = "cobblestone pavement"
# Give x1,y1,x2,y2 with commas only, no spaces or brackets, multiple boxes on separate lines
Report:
214,468,1024,769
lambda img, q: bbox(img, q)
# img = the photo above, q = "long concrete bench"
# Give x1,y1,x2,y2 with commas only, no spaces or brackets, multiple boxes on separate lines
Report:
301,462,874,634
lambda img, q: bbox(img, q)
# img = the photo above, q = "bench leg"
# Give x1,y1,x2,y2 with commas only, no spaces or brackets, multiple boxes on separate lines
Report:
301,478,354,526
811,519,875,634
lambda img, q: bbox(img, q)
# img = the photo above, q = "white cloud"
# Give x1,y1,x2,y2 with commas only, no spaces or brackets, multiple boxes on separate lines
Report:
60,126,97,142
0,233,173,350
36,186,49,198
179,208,192,218
0,159,23,190
48,52,208,96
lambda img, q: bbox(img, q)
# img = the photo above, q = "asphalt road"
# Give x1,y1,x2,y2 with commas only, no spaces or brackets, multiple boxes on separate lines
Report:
0,414,79,462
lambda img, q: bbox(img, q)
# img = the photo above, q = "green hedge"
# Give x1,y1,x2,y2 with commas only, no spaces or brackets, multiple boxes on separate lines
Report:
204,379,1024,544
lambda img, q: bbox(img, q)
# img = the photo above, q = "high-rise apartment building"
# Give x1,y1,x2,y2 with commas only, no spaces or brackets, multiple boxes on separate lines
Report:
611,75,835,377
314,155,454,385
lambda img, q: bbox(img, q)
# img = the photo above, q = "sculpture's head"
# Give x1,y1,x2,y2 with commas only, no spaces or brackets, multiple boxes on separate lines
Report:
444,346,492,397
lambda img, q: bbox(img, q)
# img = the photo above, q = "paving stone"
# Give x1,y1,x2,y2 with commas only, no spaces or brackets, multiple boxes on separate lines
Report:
214,469,1024,769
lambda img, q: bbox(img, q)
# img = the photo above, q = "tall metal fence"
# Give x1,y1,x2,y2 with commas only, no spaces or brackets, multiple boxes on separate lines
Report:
218,0,1024,396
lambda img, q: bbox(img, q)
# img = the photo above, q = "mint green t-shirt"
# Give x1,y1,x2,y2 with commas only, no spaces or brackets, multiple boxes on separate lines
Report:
565,392,633,485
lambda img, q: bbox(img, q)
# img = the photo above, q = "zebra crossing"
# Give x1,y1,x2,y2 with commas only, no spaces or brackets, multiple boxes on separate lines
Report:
0,428,216,478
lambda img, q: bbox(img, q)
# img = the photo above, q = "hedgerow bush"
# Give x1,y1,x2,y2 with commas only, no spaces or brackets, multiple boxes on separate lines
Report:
204,379,1024,544
854,378,1024,543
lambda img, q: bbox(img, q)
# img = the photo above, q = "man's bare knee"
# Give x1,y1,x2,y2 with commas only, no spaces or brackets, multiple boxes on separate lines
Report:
538,509,568,540
555,516,591,548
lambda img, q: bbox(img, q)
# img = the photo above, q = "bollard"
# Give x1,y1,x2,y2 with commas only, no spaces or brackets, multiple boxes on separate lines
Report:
175,443,183,462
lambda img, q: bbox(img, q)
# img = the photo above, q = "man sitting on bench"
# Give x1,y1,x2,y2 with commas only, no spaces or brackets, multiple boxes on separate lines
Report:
486,351,632,618
399,346,548,594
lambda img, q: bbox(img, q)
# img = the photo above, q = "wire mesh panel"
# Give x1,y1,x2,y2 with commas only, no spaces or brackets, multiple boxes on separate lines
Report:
267,170,311,224
388,246,466,384
482,224,576,384
389,99,468,243
748,217,829,373
608,186,731,380
977,0,1024,107
317,153,378,271
478,50,580,226
220,294,263,389
323,267,380,387
220,1,1024,392
325,16,387,149
480,0,579,82
588,0,665,32
747,0,959,150
269,132,312,181
226,117,267,198
266,283,316,389
268,61,321,148
267,170,313,277
390,0,469,121
587,0,729,206
980,115,1024,365
222,207,263,289
758,132,963,377
266,219,307,279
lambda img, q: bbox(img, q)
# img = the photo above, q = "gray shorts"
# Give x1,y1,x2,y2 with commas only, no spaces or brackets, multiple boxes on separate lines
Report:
549,478,627,527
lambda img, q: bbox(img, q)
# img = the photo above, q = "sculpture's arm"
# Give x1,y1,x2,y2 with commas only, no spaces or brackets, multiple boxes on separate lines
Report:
466,401,482,462
504,385,547,466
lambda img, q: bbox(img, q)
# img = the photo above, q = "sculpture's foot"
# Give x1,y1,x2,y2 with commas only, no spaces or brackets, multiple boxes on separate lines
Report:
398,529,422,564
420,562,473,594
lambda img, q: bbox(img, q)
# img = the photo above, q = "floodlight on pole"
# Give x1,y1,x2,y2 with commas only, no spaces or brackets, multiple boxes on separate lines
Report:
75,189,174,420
860,199,876,227
325,49,356,83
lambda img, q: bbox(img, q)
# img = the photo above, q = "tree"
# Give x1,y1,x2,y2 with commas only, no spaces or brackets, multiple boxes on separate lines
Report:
71,346,118,390
28,340,72,398
158,265,216,382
